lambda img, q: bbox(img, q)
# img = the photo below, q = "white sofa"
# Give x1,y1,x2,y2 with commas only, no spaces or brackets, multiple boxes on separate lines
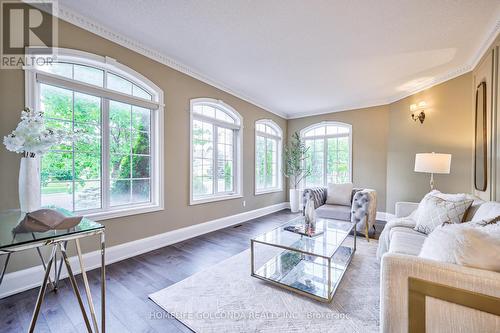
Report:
378,200,500,333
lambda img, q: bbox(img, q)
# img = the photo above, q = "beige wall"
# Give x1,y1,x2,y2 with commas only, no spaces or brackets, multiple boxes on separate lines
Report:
0,18,287,272
287,105,390,211
386,73,474,212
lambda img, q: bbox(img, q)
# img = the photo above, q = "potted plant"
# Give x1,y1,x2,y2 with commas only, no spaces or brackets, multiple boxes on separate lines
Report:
3,108,73,212
283,132,311,212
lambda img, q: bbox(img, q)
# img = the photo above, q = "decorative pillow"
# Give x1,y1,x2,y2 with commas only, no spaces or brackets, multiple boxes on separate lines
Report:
414,195,473,234
326,183,353,206
419,220,500,272
413,190,467,221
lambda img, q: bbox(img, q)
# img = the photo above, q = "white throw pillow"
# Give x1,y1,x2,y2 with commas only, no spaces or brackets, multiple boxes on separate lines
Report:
326,183,353,206
419,220,500,272
414,195,472,234
413,190,467,221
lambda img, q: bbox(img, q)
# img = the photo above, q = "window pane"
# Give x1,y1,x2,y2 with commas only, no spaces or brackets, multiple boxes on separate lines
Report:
107,73,132,95
132,179,150,202
73,64,104,87
74,152,100,180
305,138,324,187
256,136,265,190
202,105,215,118
74,123,101,153
265,125,277,136
38,62,73,78
326,125,338,135
40,84,73,121
216,109,234,124
75,180,101,210
41,182,73,211
110,127,131,155
41,152,73,183
132,155,150,178
45,120,72,151
110,154,130,179
110,100,131,128
74,92,100,124
132,131,150,155
111,180,131,206
132,85,152,100
132,106,150,132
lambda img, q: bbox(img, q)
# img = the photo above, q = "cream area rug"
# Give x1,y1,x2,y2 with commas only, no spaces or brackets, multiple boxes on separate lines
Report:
149,236,379,333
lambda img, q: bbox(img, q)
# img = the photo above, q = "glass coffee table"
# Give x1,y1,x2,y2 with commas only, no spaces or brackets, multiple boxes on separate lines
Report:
250,216,356,302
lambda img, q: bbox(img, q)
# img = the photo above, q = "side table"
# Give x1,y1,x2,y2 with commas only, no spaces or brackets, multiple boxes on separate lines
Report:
0,208,105,333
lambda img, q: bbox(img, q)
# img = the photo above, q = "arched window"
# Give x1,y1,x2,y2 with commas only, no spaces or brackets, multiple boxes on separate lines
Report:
255,119,282,194
190,98,242,204
301,122,352,187
25,48,164,219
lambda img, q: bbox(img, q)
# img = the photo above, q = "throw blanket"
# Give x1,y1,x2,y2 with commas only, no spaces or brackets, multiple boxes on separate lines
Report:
376,215,417,260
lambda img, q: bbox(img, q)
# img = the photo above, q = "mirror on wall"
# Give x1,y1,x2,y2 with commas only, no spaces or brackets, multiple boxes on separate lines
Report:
474,81,487,191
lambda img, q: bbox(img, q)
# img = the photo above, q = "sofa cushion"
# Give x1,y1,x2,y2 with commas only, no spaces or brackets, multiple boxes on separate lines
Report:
419,221,500,272
316,204,351,221
326,183,353,206
388,229,427,256
472,201,500,220
414,195,473,234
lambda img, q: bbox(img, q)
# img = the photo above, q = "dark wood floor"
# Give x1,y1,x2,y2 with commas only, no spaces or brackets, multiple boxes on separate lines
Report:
0,210,384,333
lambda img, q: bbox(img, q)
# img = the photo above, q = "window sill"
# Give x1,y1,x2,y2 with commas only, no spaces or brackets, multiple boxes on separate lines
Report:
255,188,283,196
83,203,164,222
190,194,243,205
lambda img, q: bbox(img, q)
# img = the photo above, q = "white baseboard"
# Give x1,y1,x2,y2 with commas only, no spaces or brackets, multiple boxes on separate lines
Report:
0,202,289,299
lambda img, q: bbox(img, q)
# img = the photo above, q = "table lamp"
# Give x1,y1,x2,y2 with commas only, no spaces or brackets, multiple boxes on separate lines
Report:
414,152,452,190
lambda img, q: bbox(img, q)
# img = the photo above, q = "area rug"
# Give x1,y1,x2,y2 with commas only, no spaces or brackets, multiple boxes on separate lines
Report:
149,237,379,332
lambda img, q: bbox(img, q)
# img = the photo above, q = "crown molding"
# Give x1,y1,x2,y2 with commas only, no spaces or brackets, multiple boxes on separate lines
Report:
52,4,499,120
55,5,289,119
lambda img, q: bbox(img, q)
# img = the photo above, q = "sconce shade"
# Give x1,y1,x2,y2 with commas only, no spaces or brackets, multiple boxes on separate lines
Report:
414,152,451,174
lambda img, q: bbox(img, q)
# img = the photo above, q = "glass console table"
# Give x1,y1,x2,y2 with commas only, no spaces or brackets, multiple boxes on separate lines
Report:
251,216,355,302
0,208,105,333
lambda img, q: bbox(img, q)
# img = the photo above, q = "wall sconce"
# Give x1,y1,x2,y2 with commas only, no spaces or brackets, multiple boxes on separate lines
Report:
410,101,426,124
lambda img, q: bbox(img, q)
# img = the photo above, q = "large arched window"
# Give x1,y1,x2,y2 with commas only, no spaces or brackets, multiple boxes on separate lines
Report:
301,122,352,187
25,48,164,220
190,98,242,204
255,119,282,194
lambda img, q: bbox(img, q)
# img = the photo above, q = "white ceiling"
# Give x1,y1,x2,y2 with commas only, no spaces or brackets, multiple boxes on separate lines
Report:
58,0,500,119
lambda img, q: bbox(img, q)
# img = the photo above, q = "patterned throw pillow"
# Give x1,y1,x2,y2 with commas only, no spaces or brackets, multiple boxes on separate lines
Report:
414,195,473,234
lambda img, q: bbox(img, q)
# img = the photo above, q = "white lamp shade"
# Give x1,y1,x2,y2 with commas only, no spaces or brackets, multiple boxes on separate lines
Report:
414,153,451,174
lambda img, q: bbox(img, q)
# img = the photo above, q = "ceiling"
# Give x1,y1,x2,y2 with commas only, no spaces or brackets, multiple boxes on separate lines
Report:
57,0,500,119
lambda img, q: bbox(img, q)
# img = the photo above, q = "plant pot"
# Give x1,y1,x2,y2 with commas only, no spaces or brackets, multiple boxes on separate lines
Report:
19,157,41,213
289,189,301,213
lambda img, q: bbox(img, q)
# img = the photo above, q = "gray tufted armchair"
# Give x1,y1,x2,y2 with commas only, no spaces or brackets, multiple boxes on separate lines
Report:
302,187,377,241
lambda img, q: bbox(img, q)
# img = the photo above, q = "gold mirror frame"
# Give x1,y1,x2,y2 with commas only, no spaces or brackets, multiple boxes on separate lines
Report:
474,81,487,191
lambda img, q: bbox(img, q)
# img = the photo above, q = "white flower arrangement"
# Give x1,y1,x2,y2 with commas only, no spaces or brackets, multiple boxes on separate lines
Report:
3,108,73,158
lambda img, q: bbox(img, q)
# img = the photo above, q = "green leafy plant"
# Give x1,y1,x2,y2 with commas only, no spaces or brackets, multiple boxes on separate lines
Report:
283,132,311,189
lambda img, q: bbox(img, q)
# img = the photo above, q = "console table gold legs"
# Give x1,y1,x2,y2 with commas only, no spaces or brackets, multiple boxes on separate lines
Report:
26,231,106,333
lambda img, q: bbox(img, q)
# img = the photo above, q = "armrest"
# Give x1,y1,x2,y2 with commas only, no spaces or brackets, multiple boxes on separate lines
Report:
302,187,326,210
395,201,418,218
351,189,377,230
380,253,500,333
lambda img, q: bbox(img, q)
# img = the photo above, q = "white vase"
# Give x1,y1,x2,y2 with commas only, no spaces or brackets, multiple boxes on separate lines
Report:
19,157,41,213
289,188,301,213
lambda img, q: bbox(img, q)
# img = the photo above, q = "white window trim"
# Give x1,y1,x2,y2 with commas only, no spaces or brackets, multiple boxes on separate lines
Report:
24,48,165,221
189,98,243,205
300,121,353,188
255,119,283,195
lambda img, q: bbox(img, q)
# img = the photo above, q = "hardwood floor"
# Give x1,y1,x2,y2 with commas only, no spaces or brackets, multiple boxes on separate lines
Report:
0,210,384,333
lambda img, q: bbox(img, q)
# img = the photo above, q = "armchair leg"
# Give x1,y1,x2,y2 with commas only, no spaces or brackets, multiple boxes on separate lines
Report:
364,217,370,242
